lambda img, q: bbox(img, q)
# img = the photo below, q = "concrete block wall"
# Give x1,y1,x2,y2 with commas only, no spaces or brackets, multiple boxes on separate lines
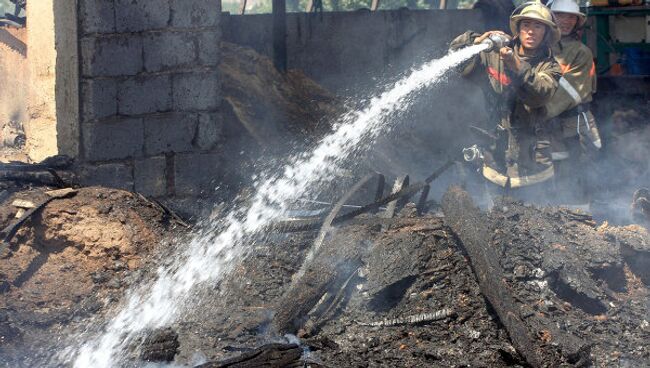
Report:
78,0,223,198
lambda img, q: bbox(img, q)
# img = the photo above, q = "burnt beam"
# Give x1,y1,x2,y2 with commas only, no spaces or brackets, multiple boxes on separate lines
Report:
441,186,590,367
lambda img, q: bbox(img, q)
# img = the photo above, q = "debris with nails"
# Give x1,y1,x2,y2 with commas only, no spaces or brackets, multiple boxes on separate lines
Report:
357,308,455,327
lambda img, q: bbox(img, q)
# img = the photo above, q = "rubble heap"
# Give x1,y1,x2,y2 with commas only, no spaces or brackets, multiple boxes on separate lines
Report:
0,186,186,365
0,183,648,367
178,187,649,367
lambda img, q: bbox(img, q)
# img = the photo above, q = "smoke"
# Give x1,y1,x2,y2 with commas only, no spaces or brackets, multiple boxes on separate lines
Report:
357,38,650,223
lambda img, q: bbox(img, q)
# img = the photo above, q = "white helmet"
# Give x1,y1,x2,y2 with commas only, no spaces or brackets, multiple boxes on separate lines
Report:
549,0,586,27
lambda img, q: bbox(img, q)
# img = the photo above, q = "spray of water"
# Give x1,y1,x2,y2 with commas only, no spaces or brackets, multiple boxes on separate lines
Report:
68,44,486,367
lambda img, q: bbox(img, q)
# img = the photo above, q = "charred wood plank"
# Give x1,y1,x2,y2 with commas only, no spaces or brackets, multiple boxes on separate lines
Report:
271,225,375,334
311,173,378,263
0,169,72,188
441,186,590,368
416,184,430,215
268,184,425,233
196,343,302,368
271,217,405,233
335,161,453,224
357,308,455,327
383,175,409,222
139,328,179,363
0,156,73,187
270,162,453,234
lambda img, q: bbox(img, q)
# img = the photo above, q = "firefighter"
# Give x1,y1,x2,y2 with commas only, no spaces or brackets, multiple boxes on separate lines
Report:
450,1,562,190
545,0,602,201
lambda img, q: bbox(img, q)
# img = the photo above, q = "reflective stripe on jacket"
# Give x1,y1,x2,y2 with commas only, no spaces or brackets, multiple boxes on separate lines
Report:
544,36,596,120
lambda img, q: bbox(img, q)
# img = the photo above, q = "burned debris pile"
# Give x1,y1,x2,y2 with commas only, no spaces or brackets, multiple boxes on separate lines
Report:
193,183,649,367
0,178,648,367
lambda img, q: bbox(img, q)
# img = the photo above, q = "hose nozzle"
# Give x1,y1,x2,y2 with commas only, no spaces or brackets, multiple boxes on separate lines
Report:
463,145,483,162
481,34,512,53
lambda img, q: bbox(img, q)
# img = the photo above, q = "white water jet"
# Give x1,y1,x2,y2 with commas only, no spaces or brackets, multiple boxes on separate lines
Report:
70,44,486,368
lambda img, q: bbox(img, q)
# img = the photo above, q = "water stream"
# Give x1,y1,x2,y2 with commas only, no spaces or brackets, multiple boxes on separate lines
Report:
68,44,487,368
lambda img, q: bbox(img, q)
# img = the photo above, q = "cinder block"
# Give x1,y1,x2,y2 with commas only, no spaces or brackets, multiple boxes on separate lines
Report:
118,75,172,115
134,156,167,197
81,35,143,77
80,0,116,34
115,0,170,32
174,152,221,196
143,31,197,72
81,78,118,122
197,30,220,66
144,113,197,155
79,162,134,190
83,119,144,161
170,0,220,28
173,71,220,111
194,113,223,150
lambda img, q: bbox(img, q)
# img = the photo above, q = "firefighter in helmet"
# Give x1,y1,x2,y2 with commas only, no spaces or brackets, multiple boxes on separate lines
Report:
450,2,562,190
545,0,602,201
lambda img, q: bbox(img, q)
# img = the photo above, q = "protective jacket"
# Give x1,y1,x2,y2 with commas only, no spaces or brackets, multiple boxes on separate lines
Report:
545,35,601,154
450,31,561,188
546,36,595,117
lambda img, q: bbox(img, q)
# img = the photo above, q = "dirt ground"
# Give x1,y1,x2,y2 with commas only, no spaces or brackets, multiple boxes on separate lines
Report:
0,184,185,366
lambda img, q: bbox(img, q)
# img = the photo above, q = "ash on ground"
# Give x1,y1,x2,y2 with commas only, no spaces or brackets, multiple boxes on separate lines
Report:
0,182,648,367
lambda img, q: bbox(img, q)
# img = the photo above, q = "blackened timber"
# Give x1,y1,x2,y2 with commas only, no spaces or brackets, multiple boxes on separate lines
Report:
384,175,409,221
196,343,302,368
271,225,374,334
335,160,453,223
270,162,454,233
272,0,287,72
312,173,378,255
416,184,430,215
373,174,385,203
441,186,590,368
334,182,425,223
424,159,454,183
268,183,427,233
0,161,69,187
